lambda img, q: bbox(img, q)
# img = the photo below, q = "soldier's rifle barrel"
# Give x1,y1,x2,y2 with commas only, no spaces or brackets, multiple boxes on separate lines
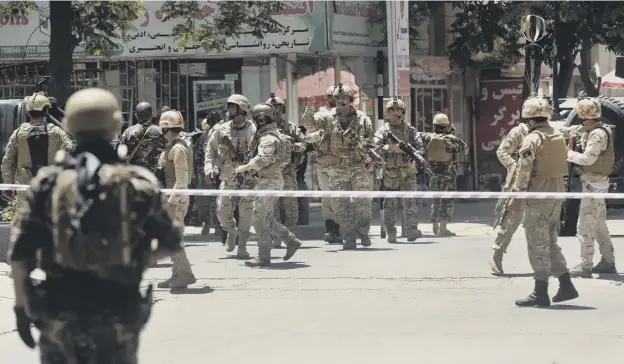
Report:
386,131,433,174
342,127,385,167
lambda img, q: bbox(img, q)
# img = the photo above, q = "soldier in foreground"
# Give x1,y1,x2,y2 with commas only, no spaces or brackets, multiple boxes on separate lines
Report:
490,116,531,275
235,103,302,266
9,88,183,362
267,94,307,248
508,96,578,307
420,114,467,236
205,95,256,258
2,92,73,205
373,98,423,242
560,98,617,277
309,84,375,249
302,86,343,244
117,101,164,174
156,111,197,289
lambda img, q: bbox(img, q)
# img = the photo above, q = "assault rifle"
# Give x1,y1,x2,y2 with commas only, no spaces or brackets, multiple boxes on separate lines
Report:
221,135,253,187
342,127,386,169
385,131,433,175
492,160,518,230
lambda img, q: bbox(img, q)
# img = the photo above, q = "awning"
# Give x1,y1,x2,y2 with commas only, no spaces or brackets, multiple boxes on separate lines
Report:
601,70,624,89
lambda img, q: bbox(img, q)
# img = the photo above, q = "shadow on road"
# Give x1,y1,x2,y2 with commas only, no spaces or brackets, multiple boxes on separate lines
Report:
150,263,173,268
389,240,438,245
266,262,310,270
548,304,596,311
170,286,214,295
596,273,624,282
325,247,397,253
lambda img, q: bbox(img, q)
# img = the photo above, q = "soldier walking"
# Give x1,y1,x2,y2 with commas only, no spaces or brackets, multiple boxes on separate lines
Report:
373,98,423,242
156,111,197,289
509,96,578,307
9,88,183,362
117,101,164,174
420,114,468,236
235,103,302,267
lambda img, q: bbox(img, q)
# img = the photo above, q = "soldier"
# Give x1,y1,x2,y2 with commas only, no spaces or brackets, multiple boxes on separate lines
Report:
9,88,183,361
235,103,302,266
266,94,307,248
197,111,223,236
156,110,197,289
490,117,531,275
508,96,578,307
560,98,617,277
420,114,468,236
373,98,422,242
2,92,73,205
205,95,256,258
308,84,375,249
117,101,165,174
301,86,343,244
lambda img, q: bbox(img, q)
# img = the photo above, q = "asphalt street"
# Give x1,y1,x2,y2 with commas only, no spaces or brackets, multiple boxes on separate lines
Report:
0,201,623,363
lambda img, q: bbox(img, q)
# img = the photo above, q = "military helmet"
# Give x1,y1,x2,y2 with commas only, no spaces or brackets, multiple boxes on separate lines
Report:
386,97,406,111
576,98,601,119
63,88,123,141
226,94,250,113
251,103,274,123
159,110,184,129
200,118,210,131
521,96,552,119
266,92,285,106
26,92,51,112
332,83,354,98
325,85,336,97
433,113,450,126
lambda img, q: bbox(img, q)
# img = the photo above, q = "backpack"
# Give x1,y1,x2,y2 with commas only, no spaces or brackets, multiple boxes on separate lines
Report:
426,134,453,162
266,130,292,168
48,152,147,273
25,123,50,176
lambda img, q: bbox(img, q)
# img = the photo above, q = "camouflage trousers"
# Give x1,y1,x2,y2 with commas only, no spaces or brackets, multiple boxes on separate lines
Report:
274,174,299,234
38,316,140,364
253,178,296,261
429,175,456,223
523,199,569,281
165,197,193,276
217,178,254,240
316,164,334,221
577,180,615,269
327,164,372,238
493,209,523,253
383,169,419,233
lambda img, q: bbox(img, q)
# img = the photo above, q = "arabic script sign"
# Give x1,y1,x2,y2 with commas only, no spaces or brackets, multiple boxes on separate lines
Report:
476,80,524,180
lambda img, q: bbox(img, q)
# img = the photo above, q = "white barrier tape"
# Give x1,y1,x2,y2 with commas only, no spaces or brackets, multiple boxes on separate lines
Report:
0,183,620,200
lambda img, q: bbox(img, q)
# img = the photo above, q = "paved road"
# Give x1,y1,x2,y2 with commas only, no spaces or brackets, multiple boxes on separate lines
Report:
0,201,623,363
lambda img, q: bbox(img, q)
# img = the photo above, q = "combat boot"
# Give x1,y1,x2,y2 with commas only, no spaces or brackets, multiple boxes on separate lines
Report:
323,220,337,244
237,236,250,260
387,226,397,243
490,250,504,276
157,273,197,289
552,273,579,303
201,222,210,236
432,222,440,236
245,257,271,267
220,230,227,245
515,280,550,307
343,232,357,250
333,223,344,245
272,236,284,249
569,264,592,278
284,237,302,261
407,229,422,242
592,259,617,274
225,228,239,253
437,222,456,237
359,233,372,247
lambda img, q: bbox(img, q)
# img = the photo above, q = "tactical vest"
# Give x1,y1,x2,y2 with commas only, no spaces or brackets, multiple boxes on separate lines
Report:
580,125,614,176
327,112,361,163
427,133,454,162
49,152,148,281
267,130,292,168
163,138,193,189
532,128,568,178
316,108,332,155
385,122,413,168
15,123,53,183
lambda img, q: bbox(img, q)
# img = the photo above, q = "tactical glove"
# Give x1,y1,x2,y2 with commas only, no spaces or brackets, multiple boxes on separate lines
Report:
14,307,35,348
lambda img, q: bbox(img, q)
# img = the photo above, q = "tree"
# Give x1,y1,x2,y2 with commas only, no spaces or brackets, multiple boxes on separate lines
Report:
368,1,433,53
0,1,144,105
448,2,624,98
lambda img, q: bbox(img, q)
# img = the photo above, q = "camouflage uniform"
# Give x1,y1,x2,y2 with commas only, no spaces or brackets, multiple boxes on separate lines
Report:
205,95,256,258
2,93,73,207
117,119,165,174
374,98,422,242
420,114,468,236
194,124,216,235
490,122,530,275
512,96,578,307
237,104,302,267
267,95,307,248
309,85,374,249
156,111,196,289
9,88,183,362
561,98,617,277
